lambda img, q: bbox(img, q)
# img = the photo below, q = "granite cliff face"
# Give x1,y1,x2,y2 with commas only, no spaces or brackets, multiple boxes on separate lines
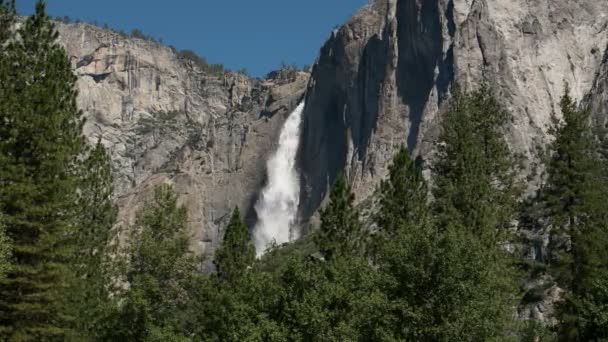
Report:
55,22,308,266
298,0,608,223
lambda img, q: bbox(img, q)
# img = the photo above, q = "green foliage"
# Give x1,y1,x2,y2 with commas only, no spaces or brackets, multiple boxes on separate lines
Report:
374,145,428,238
519,320,556,342
214,207,255,281
0,0,16,289
265,255,392,341
541,87,608,341
315,175,364,260
0,216,11,280
428,85,520,339
544,87,602,234
177,49,225,75
64,140,118,340
0,1,85,339
433,85,519,241
105,185,198,341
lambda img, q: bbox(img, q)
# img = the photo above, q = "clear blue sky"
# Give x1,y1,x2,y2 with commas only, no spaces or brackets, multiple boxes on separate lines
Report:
16,0,367,77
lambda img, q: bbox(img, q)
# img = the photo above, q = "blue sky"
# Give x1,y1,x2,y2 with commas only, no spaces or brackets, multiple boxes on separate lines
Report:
16,0,367,77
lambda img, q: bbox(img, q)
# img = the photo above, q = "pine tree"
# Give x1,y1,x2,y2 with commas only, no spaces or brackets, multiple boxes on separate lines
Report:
543,87,608,341
428,86,519,339
0,215,11,280
0,1,85,339
371,145,437,339
433,85,518,240
315,175,363,260
106,185,197,341
66,140,118,340
214,207,255,281
0,0,15,291
374,145,428,239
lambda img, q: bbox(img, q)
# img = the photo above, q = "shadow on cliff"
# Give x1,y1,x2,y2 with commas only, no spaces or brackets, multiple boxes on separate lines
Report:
396,0,445,150
297,26,388,223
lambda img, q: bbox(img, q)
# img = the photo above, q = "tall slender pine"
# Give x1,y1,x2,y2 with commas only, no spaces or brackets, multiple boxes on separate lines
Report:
0,1,85,339
429,86,519,340
543,87,608,341
0,0,15,286
66,140,118,340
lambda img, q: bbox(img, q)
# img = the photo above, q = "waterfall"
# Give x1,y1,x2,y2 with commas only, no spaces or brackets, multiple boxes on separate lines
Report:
253,102,305,256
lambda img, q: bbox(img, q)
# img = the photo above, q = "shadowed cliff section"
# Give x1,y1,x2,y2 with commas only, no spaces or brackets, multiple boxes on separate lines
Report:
396,0,443,150
298,2,390,223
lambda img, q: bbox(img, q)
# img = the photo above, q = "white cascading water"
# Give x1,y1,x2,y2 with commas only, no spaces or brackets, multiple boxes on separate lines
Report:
253,102,305,256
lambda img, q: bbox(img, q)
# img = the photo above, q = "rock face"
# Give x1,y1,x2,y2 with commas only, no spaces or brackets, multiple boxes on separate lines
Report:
589,46,608,124
295,0,608,323
298,0,608,222
55,23,308,267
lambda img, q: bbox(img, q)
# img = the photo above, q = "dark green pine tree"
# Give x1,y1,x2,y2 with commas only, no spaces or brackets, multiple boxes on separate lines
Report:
66,140,118,340
544,87,608,341
433,85,519,241
429,86,519,340
105,185,197,341
0,0,15,291
0,1,86,339
315,174,363,260
371,145,438,339
0,215,11,281
214,207,255,282
374,145,428,238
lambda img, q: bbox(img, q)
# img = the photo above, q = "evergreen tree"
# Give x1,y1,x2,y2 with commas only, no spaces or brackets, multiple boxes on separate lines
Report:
105,185,197,341
267,255,391,341
543,87,608,341
315,175,363,260
0,216,11,280
0,1,85,339
433,85,518,240
0,0,15,301
373,145,428,241
67,140,118,340
428,86,519,339
100,185,196,341
371,145,438,339
214,207,255,282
